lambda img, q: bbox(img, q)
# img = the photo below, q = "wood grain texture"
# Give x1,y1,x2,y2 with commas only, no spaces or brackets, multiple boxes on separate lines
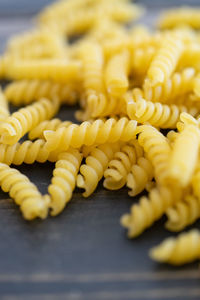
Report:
0,1,200,299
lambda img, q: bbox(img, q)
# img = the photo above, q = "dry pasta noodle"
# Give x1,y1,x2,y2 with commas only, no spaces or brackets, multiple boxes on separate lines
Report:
1,0,200,266
149,229,200,265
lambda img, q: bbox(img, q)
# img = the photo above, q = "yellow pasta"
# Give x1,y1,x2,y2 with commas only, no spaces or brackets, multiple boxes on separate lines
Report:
143,68,195,104
77,143,120,197
5,59,81,83
149,229,200,265
105,50,130,96
166,195,200,232
158,7,200,29
193,72,200,97
5,80,79,106
80,42,105,118
0,139,61,165
192,162,200,199
0,87,10,122
28,119,72,140
127,90,193,129
0,163,50,220
131,46,155,78
103,141,143,190
48,149,82,216
77,93,126,121
121,185,181,238
44,117,138,152
169,124,200,187
0,97,59,145
6,29,65,59
127,157,154,197
136,125,171,185
146,34,183,85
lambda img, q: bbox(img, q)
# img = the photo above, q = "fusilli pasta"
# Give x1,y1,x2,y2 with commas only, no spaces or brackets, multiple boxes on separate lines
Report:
0,163,50,220
44,117,138,152
0,97,59,145
149,229,200,265
77,143,120,197
48,149,82,216
127,157,154,197
103,141,143,190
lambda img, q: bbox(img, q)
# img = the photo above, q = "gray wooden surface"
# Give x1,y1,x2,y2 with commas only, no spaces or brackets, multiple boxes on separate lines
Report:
0,1,200,300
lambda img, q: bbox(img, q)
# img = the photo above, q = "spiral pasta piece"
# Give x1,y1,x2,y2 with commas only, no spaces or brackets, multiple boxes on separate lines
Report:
149,229,200,265
0,163,50,220
6,59,81,83
28,119,72,140
0,97,59,145
105,50,130,96
127,95,192,129
81,42,104,98
121,185,181,238
158,7,200,29
80,42,105,117
127,157,154,197
77,143,120,197
147,35,183,85
169,124,200,187
166,195,200,232
0,139,61,165
131,46,155,78
176,112,200,132
5,80,79,106
44,117,138,152
143,68,195,104
103,141,143,190
48,149,83,216
0,87,10,122
6,29,65,59
78,93,126,120
137,125,171,185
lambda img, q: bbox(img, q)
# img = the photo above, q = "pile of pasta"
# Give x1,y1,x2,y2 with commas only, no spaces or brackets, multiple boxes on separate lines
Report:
1,0,200,266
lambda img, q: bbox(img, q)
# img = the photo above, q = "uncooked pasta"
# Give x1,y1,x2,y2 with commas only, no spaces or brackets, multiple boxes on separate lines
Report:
0,0,200,267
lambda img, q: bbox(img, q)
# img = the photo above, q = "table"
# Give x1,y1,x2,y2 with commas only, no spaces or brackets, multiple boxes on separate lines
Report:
0,1,200,299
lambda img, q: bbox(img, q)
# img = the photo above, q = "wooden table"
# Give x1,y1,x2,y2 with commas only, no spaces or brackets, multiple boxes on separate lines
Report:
0,1,200,299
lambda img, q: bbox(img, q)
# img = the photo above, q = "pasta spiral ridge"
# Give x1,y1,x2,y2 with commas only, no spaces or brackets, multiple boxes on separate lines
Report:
44,117,138,152
77,143,120,197
29,119,72,140
127,157,154,197
127,91,194,129
149,229,200,265
121,186,179,238
169,124,200,187
137,125,171,184
105,50,130,96
166,195,200,232
147,35,183,85
81,42,104,98
78,94,126,120
0,139,60,166
0,163,50,220
143,68,195,104
0,97,59,145
48,149,83,216
5,80,79,106
103,141,143,190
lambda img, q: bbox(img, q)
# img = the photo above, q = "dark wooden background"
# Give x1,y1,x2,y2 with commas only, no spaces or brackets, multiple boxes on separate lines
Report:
0,1,200,299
